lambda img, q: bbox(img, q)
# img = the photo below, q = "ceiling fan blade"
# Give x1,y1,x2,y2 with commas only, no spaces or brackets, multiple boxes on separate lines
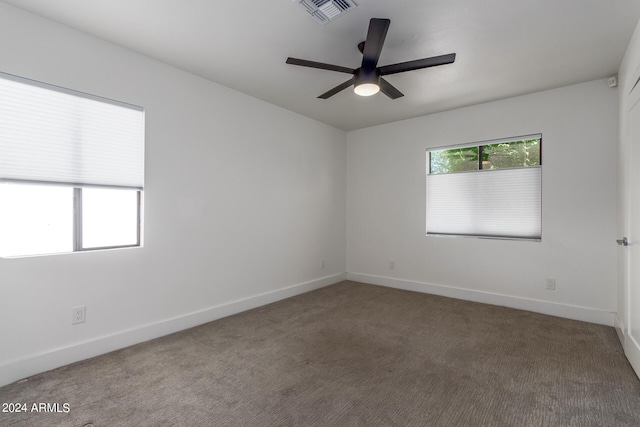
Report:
318,78,354,99
379,78,404,99
378,53,456,76
361,18,390,70
286,57,354,74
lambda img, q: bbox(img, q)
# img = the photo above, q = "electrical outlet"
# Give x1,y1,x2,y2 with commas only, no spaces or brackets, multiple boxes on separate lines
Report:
321,259,326,269
389,260,395,270
545,278,556,290
72,306,86,324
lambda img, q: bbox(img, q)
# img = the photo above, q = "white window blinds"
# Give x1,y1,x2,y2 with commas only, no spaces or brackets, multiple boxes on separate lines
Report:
0,72,144,190
426,167,541,239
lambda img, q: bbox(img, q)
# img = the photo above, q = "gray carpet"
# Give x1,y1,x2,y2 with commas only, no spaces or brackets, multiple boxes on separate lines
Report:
1,281,640,426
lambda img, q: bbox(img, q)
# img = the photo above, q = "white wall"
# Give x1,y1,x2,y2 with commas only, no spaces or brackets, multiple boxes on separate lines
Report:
617,17,640,375
0,3,346,387
347,79,618,325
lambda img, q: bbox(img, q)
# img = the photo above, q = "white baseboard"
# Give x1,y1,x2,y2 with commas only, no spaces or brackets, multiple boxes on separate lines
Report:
613,314,640,380
615,313,625,345
347,272,615,326
626,334,640,380
0,273,347,388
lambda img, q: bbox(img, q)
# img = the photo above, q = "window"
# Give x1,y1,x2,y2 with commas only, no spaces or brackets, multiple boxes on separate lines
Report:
426,135,541,240
0,72,144,257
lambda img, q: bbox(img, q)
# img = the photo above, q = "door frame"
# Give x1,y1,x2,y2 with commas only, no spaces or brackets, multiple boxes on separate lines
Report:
621,71,640,378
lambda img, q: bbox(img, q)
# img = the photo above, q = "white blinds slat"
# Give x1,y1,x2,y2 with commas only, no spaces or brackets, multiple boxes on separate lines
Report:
426,167,541,239
0,74,144,189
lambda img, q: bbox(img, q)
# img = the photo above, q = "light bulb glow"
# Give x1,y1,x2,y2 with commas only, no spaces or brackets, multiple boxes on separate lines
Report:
354,83,380,96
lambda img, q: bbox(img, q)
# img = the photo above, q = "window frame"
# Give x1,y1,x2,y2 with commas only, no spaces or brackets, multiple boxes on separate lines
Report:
0,182,142,258
426,134,542,241
73,187,142,252
428,134,542,175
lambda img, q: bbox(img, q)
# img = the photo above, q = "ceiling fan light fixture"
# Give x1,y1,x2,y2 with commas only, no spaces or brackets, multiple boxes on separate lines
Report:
354,67,380,96
354,82,380,96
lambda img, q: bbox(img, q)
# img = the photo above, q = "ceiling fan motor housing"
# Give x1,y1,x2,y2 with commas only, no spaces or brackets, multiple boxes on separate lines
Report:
355,67,380,86
353,67,380,95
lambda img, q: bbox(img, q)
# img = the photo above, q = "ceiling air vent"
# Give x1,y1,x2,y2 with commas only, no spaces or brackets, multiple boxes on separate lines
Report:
296,0,357,25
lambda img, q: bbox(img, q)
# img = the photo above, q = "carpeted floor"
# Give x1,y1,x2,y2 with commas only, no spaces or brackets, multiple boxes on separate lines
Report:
1,281,640,426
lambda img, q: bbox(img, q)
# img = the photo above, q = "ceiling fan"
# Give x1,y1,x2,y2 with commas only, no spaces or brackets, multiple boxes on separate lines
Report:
286,18,456,99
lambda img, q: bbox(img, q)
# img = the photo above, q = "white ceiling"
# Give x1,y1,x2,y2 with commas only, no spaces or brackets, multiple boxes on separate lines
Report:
3,0,640,131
